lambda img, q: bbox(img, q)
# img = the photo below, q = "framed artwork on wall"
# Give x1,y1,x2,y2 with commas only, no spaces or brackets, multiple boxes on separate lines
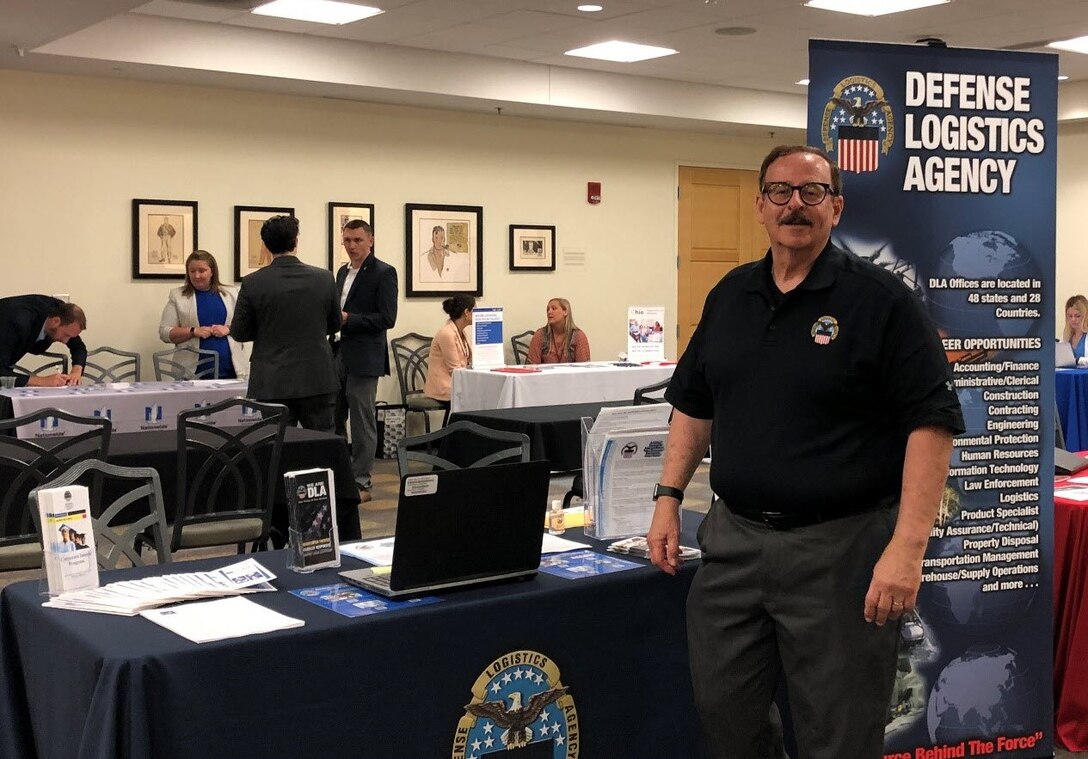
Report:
132,199,197,279
404,203,483,298
328,202,374,271
509,225,556,271
234,205,294,281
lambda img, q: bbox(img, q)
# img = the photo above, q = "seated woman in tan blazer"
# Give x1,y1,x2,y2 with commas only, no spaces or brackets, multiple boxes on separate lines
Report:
424,294,476,416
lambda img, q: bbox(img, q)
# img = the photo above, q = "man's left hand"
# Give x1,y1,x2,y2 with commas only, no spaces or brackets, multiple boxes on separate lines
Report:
864,539,923,626
65,366,83,386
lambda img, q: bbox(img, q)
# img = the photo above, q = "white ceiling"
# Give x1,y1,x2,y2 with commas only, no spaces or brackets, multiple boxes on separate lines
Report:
2,0,1087,134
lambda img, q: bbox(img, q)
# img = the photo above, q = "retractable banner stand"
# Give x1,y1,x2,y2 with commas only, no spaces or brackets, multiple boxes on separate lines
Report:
809,41,1056,759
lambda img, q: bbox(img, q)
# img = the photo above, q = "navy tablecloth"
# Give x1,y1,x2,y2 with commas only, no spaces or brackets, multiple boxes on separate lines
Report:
0,520,705,759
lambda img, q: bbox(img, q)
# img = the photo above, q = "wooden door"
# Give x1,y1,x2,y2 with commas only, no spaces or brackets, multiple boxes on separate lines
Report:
677,166,768,356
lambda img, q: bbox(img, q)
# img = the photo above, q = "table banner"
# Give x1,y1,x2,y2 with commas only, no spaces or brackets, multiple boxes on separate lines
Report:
810,40,1056,758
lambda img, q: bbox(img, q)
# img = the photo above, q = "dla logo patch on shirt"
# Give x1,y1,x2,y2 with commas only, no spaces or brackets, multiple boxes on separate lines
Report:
811,316,840,345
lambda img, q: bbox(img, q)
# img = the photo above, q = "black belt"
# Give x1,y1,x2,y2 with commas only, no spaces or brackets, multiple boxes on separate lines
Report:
727,496,897,530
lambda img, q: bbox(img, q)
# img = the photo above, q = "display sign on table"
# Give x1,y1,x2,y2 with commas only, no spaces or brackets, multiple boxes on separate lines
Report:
626,306,665,362
471,306,504,369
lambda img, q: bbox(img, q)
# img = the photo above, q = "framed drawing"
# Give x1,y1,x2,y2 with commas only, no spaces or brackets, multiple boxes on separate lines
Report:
405,203,483,297
234,205,294,281
132,199,197,279
509,225,556,271
328,202,374,271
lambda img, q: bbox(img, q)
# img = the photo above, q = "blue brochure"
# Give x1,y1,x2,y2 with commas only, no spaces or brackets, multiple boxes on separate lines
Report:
538,549,642,580
290,583,441,617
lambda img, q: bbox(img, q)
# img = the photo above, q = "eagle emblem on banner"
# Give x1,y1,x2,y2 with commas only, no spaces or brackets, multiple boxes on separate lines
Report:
821,76,895,174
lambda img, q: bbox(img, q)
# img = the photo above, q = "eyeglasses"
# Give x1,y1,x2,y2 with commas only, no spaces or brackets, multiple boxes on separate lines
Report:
761,182,836,206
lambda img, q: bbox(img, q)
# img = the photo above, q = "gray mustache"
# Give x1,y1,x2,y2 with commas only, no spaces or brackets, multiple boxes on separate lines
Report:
781,211,812,225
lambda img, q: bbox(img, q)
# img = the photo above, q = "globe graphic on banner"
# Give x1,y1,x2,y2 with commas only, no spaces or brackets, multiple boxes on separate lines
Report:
921,540,1037,636
928,230,1039,337
927,645,1034,744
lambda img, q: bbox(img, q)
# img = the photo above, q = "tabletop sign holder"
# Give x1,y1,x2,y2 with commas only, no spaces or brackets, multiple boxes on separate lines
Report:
35,485,100,596
581,405,671,540
284,468,340,573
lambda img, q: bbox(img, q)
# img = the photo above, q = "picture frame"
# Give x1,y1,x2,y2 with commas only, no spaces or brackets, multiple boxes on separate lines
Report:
509,224,556,271
132,199,197,279
405,203,483,297
234,205,295,281
328,202,375,271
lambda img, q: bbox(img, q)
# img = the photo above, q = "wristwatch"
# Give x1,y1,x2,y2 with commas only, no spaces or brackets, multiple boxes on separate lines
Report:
652,483,684,504
189,327,195,337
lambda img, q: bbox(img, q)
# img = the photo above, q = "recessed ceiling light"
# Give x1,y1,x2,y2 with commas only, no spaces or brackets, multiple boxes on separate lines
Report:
797,79,810,86
1050,36,1088,55
577,4,604,11
251,0,384,25
564,40,678,63
1059,74,1070,81
804,0,949,17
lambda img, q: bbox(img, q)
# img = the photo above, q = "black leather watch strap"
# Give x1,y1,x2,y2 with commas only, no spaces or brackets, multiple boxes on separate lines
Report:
653,483,684,504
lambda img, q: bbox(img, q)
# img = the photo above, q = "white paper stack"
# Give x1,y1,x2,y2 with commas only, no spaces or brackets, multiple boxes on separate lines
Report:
140,596,304,643
42,558,278,616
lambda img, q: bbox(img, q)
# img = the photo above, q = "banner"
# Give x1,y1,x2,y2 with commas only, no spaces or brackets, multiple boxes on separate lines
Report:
809,41,1056,759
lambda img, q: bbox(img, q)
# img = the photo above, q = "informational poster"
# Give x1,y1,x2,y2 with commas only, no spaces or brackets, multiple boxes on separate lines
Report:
626,306,666,362
809,40,1056,758
471,306,504,369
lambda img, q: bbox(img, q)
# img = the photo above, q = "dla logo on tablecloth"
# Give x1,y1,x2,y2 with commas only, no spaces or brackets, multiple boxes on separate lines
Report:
821,75,894,174
144,405,163,423
39,416,59,431
93,407,112,421
453,650,579,758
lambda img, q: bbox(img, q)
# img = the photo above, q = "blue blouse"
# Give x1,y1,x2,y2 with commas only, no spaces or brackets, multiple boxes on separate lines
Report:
194,289,236,379
1074,333,1086,361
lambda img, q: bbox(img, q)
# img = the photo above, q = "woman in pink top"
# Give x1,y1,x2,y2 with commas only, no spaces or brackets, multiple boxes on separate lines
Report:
526,298,591,364
425,294,476,415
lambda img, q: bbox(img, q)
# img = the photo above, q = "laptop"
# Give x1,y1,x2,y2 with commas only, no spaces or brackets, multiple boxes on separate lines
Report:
339,460,551,598
1057,340,1077,368
1056,447,1088,475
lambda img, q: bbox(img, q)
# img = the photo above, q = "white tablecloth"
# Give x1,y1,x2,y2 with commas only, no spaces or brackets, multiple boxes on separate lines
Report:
0,380,250,439
451,363,675,412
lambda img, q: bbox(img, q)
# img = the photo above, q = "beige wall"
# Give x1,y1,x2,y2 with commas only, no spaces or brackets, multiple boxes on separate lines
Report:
0,70,784,400
1058,120,1088,337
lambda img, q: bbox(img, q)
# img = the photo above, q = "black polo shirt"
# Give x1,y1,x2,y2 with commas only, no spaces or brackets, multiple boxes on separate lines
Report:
666,242,964,517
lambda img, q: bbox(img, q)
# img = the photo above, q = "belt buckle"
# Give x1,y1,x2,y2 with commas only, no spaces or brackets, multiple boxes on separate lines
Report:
756,511,790,529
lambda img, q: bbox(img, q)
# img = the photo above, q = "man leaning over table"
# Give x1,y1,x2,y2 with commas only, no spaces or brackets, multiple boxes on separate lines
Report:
646,144,964,759
0,295,86,387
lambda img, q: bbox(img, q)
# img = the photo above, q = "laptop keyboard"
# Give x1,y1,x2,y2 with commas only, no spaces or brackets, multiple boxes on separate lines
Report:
367,572,392,590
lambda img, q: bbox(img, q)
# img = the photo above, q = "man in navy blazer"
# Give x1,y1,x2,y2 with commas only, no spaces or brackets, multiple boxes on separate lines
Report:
231,216,341,431
0,295,88,387
334,219,398,501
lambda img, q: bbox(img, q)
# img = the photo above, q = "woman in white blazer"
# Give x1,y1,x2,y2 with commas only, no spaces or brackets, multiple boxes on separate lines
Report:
157,250,249,378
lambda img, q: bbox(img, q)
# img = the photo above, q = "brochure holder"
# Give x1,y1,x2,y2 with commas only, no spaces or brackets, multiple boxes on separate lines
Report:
581,405,671,540
34,485,100,597
284,468,340,573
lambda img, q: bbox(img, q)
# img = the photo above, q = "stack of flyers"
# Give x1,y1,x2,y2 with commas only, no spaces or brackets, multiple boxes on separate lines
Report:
607,536,701,561
42,559,278,616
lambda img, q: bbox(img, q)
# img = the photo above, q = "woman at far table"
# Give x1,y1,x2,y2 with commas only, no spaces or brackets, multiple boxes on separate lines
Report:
1065,294,1088,361
425,294,476,416
158,250,248,379
526,297,591,364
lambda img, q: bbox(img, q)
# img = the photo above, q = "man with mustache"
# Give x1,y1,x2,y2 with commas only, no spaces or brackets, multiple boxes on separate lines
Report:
647,145,963,759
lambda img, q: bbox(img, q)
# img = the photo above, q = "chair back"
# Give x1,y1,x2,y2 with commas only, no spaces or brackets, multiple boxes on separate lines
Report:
30,459,170,569
83,346,141,384
153,347,220,381
510,330,534,366
633,377,671,405
390,333,433,402
13,351,70,378
397,420,530,477
174,398,287,553
0,409,111,570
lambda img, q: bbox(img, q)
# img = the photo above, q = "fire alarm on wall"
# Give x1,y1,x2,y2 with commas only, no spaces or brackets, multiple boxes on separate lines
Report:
587,182,601,204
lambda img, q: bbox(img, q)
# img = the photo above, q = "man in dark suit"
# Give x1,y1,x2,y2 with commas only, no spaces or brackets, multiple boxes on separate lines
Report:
231,216,341,431
334,219,398,502
0,295,88,387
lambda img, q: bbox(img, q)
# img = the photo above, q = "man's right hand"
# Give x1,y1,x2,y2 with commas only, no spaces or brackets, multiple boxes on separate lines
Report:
647,500,683,576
